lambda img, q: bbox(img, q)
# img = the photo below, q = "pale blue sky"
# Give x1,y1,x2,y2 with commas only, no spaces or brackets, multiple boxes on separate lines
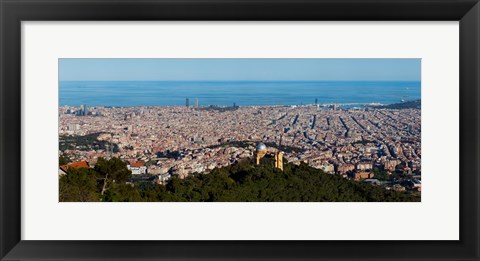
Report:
59,58,421,81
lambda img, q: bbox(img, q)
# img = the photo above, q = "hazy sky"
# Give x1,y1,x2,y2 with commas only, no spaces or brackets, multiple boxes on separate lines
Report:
59,58,421,81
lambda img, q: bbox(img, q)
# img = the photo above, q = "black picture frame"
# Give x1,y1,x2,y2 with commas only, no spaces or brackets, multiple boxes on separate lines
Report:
1,0,479,260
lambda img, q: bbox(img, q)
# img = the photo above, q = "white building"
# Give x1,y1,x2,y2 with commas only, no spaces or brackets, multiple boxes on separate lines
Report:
155,173,172,185
127,162,147,175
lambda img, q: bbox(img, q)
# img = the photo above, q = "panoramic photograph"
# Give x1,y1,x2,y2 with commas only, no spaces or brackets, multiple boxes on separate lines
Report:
58,58,421,202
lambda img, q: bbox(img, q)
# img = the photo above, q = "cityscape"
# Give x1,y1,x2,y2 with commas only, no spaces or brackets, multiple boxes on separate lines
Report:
58,59,421,202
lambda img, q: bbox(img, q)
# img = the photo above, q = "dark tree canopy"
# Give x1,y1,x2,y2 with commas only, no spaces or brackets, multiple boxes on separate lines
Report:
94,157,132,183
59,155,70,166
59,157,420,202
59,168,99,202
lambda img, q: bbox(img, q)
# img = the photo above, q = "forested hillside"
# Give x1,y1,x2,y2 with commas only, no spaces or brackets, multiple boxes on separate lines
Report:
60,156,420,202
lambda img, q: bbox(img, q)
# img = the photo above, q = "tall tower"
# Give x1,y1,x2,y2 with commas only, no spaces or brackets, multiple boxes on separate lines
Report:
186,98,190,107
275,151,284,171
315,98,318,105
195,98,198,107
109,133,114,158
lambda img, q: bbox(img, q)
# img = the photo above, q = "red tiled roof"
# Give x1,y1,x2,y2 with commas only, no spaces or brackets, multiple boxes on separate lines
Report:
130,161,145,167
60,160,90,172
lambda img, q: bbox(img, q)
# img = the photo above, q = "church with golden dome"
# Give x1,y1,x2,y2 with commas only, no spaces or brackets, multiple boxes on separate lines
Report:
255,143,284,171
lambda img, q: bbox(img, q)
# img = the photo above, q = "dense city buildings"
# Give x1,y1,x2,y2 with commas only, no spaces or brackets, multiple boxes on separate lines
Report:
59,103,421,191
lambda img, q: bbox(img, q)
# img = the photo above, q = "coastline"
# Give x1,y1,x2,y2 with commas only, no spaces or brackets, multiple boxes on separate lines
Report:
59,99,420,109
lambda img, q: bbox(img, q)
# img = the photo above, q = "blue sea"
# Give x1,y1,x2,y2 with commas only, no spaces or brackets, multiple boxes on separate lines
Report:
59,81,421,107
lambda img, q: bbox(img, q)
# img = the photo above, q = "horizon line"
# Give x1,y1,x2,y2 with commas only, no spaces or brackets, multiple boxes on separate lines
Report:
59,99,421,107
59,79,421,82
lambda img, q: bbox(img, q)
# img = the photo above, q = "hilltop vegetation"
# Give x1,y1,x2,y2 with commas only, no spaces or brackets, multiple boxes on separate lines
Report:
60,156,420,202
373,100,421,110
59,132,119,152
